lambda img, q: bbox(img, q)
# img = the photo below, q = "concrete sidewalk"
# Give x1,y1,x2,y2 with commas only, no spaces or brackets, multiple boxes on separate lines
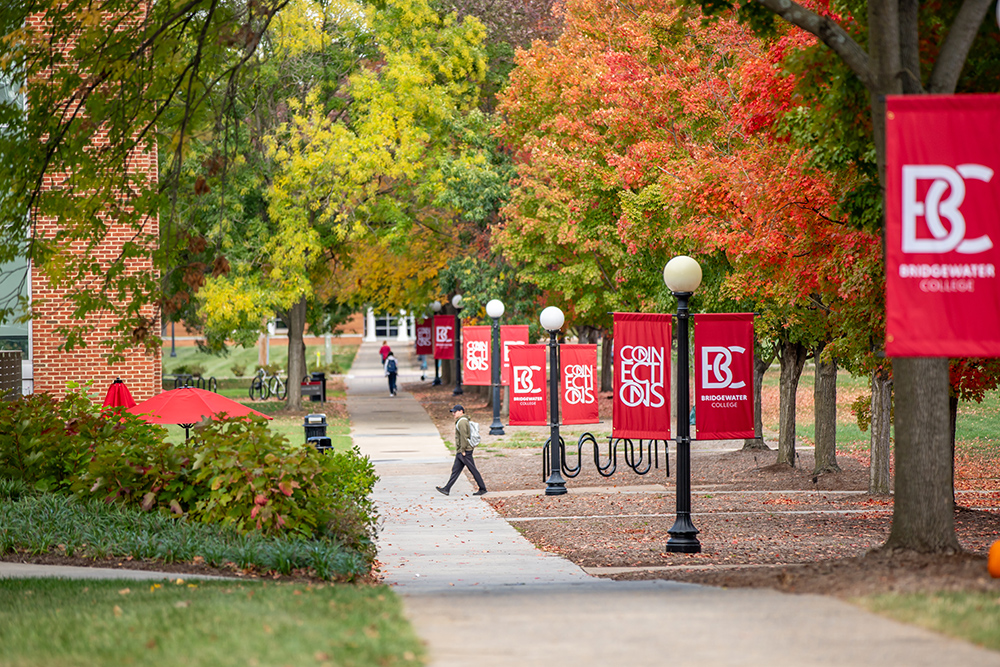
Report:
349,339,1000,667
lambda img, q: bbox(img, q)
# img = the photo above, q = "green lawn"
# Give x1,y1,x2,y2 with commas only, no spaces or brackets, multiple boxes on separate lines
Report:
0,578,423,667
854,591,1000,652
162,342,359,380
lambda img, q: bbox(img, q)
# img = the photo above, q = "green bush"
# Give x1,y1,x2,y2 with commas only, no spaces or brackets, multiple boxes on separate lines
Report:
0,389,379,566
230,363,246,377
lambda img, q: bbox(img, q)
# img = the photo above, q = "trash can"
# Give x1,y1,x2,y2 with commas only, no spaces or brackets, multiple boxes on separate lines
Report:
308,436,333,453
309,371,326,402
304,413,327,442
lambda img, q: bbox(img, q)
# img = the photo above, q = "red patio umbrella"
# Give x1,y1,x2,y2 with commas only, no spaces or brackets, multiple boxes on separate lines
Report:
127,387,272,439
102,378,137,409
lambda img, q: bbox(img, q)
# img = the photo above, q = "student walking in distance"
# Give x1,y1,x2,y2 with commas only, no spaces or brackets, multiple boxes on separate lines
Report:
379,341,391,367
437,405,487,496
385,352,398,396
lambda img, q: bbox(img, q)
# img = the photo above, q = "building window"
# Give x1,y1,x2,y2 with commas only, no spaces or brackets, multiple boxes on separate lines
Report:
0,75,28,360
375,314,398,338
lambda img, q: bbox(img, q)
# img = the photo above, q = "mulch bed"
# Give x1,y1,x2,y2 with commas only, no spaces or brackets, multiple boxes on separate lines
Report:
405,381,1000,598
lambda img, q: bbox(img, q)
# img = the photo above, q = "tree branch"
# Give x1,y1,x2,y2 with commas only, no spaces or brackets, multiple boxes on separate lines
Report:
753,0,874,89
927,0,993,93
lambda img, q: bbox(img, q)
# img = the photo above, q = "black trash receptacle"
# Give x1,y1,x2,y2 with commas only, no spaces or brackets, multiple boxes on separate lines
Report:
304,413,327,442
309,371,326,403
308,436,333,453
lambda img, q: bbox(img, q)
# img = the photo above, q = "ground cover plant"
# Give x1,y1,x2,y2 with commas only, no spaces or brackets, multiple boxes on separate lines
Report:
0,578,423,667
0,382,377,581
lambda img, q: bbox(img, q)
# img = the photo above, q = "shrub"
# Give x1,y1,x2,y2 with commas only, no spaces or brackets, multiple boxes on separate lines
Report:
186,418,378,552
230,363,246,377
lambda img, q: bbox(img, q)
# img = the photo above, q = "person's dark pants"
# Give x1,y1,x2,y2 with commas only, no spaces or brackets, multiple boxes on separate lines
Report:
387,372,397,395
443,450,486,492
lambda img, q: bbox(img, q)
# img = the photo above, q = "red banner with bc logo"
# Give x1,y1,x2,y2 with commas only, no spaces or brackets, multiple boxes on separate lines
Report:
500,325,530,386
462,326,491,386
612,313,672,440
508,344,547,426
693,314,755,440
415,319,433,356
433,315,455,360
561,344,599,425
885,94,1000,357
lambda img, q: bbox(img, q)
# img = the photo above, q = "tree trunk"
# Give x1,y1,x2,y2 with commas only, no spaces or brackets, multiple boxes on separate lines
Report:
285,296,308,411
869,366,893,495
884,357,960,553
600,329,613,392
776,340,807,467
949,393,958,508
743,348,774,450
813,343,840,475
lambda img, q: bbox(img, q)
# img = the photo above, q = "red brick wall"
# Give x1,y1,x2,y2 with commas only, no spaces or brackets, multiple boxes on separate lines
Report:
27,9,160,402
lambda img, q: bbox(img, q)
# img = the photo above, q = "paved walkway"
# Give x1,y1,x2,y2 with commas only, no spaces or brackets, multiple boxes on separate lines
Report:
348,340,1000,667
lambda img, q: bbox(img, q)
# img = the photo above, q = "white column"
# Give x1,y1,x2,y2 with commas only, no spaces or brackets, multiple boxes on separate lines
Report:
365,307,377,342
396,310,409,342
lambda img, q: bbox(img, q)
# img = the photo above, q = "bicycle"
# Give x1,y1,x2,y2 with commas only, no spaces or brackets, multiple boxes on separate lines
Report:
249,368,270,401
268,370,287,401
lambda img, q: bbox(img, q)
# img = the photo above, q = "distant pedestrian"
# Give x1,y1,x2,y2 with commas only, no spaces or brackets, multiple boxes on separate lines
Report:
385,352,398,396
418,354,428,381
436,405,487,496
379,341,391,367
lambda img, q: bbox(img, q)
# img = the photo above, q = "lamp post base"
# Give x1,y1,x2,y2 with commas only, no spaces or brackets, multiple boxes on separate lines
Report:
489,422,505,436
452,387,463,395
666,515,701,553
432,378,441,386
544,480,567,496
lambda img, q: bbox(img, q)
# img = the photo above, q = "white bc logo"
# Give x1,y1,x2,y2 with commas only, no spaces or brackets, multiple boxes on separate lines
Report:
435,327,452,345
618,345,665,408
902,164,994,254
564,364,594,405
513,366,541,394
701,346,747,389
416,328,431,347
466,341,489,371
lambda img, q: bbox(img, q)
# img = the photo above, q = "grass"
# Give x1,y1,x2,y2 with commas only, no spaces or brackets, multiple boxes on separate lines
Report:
854,592,1000,652
0,578,423,667
159,412,353,450
0,494,369,581
162,342,360,380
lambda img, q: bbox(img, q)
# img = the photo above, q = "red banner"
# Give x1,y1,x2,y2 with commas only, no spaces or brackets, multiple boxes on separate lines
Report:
500,325,530,386
508,344,547,426
612,313,671,439
462,326,492,386
415,319,433,356
693,314,755,440
885,94,1000,357
561,344,599,425
433,315,455,360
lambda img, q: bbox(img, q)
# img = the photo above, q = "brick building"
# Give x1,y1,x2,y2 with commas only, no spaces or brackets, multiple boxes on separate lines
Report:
0,11,160,401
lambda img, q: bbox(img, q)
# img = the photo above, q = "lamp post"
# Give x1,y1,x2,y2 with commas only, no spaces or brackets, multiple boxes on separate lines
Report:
486,299,505,435
431,300,442,386
540,305,567,496
663,255,702,553
452,294,464,396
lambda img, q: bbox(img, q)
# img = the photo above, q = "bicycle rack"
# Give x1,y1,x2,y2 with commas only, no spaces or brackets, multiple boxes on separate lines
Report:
542,432,670,480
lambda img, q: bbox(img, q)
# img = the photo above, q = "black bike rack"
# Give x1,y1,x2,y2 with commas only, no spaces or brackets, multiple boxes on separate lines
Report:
542,432,670,480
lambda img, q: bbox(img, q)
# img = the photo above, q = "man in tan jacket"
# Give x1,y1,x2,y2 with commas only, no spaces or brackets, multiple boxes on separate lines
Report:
436,405,487,496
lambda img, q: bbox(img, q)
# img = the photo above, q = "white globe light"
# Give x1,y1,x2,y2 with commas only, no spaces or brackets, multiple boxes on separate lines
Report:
486,299,505,319
663,256,703,293
452,294,464,309
539,306,565,331
431,300,442,313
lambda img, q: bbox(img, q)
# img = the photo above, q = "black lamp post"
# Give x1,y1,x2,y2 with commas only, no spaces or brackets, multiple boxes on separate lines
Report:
540,305,567,496
431,300,442,386
664,255,702,553
487,299,505,435
170,321,177,357
452,294,464,396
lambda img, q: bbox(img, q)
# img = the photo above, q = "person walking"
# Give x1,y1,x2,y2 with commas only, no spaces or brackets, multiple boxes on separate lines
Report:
385,352,398,396
436,405,487,496
379,341,391,367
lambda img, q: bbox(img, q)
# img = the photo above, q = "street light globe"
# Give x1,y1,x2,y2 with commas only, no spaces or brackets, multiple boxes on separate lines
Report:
486,299,505,319
431,300,442,313
452,294,464,309
539,306,565,332
663,255,703,293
